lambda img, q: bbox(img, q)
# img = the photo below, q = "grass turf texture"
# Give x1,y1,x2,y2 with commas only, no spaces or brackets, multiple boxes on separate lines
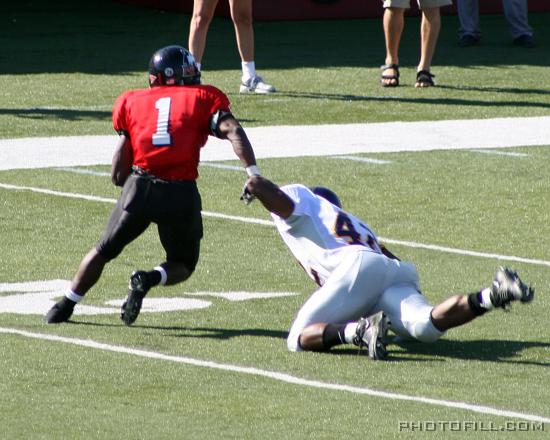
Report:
1,1,550,439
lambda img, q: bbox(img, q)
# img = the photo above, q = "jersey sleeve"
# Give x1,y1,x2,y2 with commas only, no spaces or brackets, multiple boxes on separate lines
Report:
206,86,231,114
112,91,131,136
279,184,314,218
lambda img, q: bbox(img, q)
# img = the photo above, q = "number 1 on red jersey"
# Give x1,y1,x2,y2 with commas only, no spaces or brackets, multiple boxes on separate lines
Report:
152,97,172,146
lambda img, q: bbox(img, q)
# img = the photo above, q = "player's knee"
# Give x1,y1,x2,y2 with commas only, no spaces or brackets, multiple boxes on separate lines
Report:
230,10,252,28
410,318,443,343
96,244,119,262
287,335,300,352
286,323,306,352
191,12,213,30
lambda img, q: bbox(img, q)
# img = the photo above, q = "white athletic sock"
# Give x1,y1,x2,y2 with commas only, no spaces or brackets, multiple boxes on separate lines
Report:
343,322,360,344
154,266,168,286
241,61,256,82
196,62,201,72
479,287,495,310
65,290,84,303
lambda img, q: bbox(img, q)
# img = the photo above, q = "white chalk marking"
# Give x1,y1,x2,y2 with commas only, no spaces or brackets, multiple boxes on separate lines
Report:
199,162,242,171
1,116,549,170
470,150,529,157
56,167,110,177
331,155,392,164
0,280,296,315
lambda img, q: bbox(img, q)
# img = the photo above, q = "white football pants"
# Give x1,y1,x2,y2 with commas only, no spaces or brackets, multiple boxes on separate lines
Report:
287,249,443,351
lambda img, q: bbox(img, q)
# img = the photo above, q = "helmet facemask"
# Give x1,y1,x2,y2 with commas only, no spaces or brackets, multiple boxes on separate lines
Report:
148,45,201,87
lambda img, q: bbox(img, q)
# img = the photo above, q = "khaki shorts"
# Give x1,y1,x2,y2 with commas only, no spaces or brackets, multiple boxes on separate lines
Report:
383,0,452,8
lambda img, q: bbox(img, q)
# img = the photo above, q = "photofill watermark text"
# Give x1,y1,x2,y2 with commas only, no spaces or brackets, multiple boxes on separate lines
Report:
398,421,545,432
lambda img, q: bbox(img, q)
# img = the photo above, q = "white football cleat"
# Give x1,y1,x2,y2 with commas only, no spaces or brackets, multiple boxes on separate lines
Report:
353,311,389,360
490,267,534,309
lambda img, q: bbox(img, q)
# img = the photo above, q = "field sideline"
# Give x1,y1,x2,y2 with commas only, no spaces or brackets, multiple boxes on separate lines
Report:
1,116,550,170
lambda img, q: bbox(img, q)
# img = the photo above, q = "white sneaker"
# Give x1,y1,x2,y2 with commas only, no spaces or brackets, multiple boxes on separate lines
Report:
239,75,276,94
353,311,389,360
490,267,534,309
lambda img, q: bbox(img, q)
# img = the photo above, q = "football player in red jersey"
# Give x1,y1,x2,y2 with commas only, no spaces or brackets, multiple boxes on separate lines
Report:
46,45,260,326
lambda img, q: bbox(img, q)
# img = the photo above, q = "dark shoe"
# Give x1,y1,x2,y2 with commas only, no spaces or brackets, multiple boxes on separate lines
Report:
513,35,535,48
121,271,151,326
415,70,435,88
489,267,534,309
45,298,75,324
458,34,480,47
380,63,400,87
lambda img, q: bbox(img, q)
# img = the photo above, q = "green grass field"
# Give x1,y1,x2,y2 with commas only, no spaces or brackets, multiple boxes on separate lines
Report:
1,1,550,439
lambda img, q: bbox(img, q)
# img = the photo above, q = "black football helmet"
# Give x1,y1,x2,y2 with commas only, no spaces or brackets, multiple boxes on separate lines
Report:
311,186,342,208
148,45,201,87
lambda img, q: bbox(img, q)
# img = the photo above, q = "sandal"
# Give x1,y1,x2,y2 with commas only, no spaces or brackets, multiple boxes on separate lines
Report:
380,63,399,87
415,70,435,87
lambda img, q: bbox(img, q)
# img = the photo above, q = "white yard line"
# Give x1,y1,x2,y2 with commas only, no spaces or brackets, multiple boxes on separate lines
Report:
1,182,548,267
56,163,244,177
330,155,393,164
1,327,548,424
1,116,549,170
55,167,110,177
469,149,529,157
199,162,243,171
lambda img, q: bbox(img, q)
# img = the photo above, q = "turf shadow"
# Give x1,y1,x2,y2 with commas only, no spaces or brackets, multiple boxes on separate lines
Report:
393,338,550,367
277,91,550,110
64,320,288,340
0,108,111,122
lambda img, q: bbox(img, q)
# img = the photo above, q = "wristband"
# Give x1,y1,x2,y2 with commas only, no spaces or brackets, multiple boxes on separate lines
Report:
245,165,261,177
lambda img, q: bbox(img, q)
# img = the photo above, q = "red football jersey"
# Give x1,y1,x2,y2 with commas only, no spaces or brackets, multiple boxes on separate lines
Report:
112,84,230,180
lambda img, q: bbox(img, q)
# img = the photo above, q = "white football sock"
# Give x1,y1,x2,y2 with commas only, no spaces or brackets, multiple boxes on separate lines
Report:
65,290,84,303
479,287,495,310
344,322,360,344
154,266,168,286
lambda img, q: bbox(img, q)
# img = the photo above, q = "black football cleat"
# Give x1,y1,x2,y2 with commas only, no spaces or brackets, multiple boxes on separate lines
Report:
121,271,151,326
45,298,75,324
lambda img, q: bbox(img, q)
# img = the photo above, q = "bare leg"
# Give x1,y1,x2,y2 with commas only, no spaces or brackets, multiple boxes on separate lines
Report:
159,261,192,285
417,6,441,74
382,7,405,86
71,248,109,296
430,295,476,331
188,0,219,64
229,0,254,62
45,248,109,323
298,323,328,351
